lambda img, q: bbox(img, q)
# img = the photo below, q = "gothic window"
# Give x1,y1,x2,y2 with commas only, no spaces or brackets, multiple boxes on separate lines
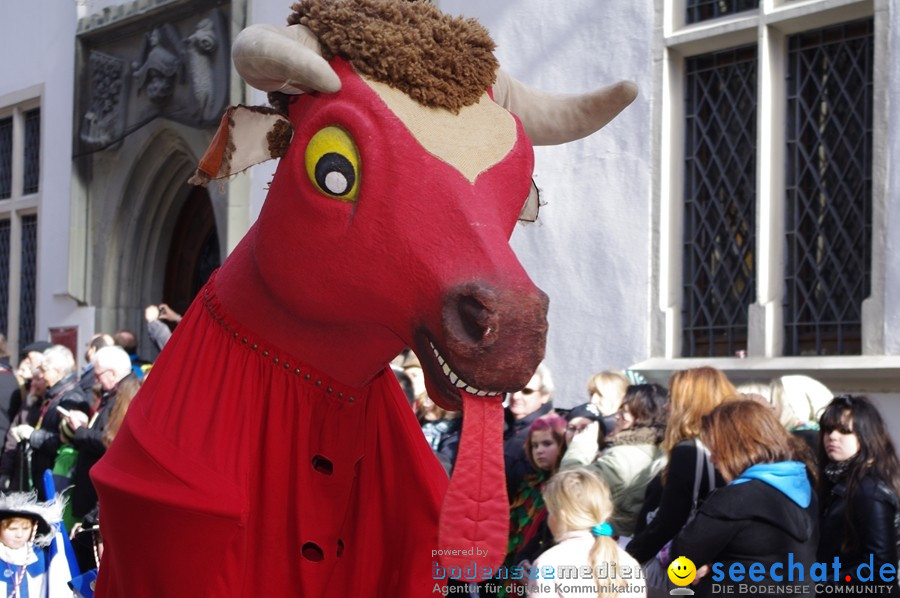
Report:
784,21,873,355
660,1,876,359
0,101,40,351
682,46,758,357
686,0,759,25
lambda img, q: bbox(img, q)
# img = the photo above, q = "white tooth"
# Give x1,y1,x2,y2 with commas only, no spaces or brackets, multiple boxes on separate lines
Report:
430,341,499,397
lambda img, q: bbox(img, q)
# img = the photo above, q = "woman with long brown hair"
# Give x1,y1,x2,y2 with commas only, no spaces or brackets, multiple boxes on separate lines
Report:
673,400,817,597
101,375,142,449
626,367,738,575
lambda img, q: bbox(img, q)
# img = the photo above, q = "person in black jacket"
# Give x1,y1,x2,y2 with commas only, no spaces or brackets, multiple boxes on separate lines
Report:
673,400,818,598
503,362,555,498
0,339,21,454
0,343,51,493
817,395,900,594
79,333,114,396
66,345,138,572
65,346,135,519
626,366,738,564
10,345,90,500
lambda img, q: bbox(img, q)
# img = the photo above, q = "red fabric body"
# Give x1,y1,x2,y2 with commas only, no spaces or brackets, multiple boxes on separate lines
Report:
91,274,448,596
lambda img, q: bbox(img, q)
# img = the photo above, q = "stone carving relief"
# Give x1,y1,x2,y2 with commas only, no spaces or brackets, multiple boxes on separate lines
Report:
76,5,230,154
132,24,186,105
81,50,127,149
184,18,218,121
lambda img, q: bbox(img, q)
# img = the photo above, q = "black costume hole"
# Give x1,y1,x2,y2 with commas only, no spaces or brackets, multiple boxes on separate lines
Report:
302,542,324,562
311,455,334,475
337,539,344,557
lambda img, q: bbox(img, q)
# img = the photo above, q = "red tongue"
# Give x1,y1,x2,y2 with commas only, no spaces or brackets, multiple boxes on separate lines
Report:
437,392,508,582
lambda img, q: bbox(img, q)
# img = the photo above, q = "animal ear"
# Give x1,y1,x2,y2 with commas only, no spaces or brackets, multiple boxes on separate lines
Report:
188,105,293,186
517,179,542,223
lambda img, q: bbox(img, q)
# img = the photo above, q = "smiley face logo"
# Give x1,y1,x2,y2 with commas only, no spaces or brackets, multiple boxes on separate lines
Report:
667,556,697,586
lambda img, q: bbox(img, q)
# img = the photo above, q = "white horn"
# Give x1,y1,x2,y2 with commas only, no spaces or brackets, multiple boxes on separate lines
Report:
232,24,341,95
493,70,638,146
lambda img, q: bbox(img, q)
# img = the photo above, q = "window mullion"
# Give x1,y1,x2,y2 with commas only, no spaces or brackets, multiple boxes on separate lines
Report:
7,213,21,354
9,108,23,206
661,47,686,359
751,23,788,358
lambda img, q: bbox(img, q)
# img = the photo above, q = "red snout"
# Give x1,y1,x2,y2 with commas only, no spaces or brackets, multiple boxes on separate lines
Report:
424,282,548,405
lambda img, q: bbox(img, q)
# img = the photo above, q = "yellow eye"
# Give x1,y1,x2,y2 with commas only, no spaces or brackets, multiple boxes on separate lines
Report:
304,126,360,201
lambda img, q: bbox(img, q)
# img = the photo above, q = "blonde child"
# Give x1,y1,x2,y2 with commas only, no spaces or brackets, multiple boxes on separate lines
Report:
528,468,646,598
0,492,72,597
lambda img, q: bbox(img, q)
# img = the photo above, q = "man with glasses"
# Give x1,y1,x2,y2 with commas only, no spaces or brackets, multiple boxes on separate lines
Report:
79,333,115,395
63,345,134,572
502,362,555,498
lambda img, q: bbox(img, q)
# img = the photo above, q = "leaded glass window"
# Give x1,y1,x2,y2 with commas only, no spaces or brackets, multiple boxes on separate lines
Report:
682,46,758,358
784,20,873,356
0,118,11,200
686,0,759,25
18,214,37,346
23,109,39,195
0,220,9,337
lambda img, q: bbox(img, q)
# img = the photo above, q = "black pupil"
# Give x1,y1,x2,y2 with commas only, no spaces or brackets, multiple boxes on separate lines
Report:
315,152,355,196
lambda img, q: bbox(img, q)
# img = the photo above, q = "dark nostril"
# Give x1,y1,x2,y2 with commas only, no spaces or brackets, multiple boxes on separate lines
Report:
457,295,491,343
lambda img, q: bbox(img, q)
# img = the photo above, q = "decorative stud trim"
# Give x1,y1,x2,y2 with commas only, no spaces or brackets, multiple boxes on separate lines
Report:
202,277,361,403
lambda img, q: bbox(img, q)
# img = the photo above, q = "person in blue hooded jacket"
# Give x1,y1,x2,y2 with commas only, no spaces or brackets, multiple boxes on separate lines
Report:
672,400,818,598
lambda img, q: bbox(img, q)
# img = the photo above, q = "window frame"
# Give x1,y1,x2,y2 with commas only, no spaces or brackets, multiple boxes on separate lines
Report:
647,0,890,382
0,91,42,356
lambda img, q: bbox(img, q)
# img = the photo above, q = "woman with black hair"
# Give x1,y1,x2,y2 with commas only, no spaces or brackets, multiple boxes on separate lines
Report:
818,395,900,592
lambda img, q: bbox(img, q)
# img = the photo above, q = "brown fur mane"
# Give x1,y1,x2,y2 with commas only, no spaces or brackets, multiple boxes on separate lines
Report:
286,0,498,113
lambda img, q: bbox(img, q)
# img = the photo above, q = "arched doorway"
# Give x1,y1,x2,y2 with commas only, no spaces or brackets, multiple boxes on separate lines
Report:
163,186,221,315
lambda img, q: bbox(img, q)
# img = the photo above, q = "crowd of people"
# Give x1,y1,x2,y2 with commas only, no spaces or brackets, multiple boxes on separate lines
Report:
0,319,893,597
404,362,900,598
0,303,183,594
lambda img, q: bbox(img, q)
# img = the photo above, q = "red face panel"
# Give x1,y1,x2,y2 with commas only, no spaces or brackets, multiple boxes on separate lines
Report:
253,59,547,410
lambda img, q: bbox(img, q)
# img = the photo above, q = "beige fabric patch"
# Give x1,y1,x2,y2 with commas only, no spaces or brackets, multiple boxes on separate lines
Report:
363,77,517,183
